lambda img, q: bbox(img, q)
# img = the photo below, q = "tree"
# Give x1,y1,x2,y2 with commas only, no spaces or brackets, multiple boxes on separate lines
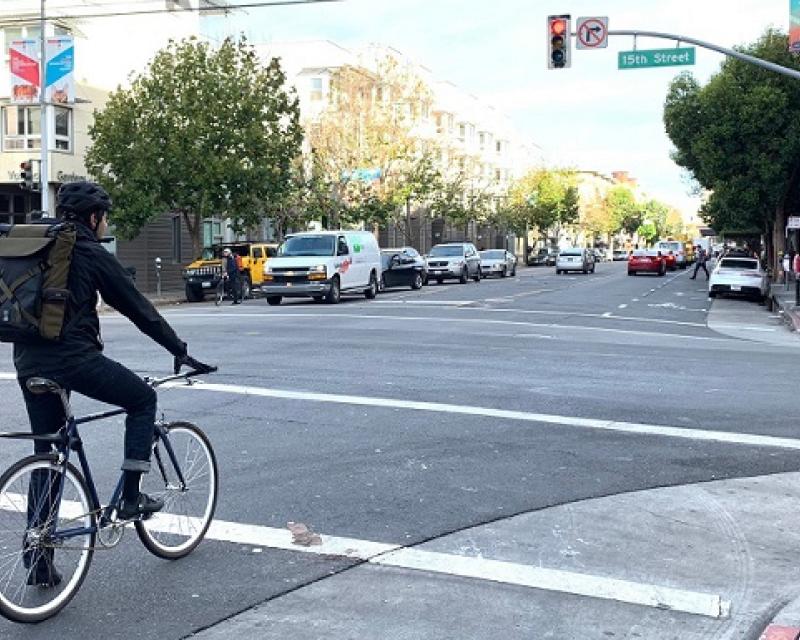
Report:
604,185,640,235
506,169,579,245
85,37,303,257
306,55,434,228
664,28,800,265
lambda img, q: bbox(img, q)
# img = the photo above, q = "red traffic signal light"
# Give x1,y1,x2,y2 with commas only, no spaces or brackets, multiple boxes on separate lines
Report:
550,18,567,37
547,14,571,69
19,160,34,191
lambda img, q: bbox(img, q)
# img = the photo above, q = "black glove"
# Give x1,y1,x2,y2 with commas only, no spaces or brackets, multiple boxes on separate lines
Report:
173,353,216,375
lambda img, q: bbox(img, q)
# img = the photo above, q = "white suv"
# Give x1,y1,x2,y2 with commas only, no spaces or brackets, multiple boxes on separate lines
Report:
654,240,687,269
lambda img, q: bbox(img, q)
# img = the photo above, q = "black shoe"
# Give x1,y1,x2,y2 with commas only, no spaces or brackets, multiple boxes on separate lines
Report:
118,493,164,520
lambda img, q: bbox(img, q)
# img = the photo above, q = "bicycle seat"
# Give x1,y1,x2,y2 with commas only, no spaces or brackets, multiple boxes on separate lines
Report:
26,378,62,395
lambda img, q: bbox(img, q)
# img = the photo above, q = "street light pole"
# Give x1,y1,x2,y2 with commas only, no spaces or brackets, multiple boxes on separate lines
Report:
39,0,49,213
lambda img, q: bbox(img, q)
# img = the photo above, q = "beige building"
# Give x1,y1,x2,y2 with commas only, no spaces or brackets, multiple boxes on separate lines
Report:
257,39,542,251
0,1,213,221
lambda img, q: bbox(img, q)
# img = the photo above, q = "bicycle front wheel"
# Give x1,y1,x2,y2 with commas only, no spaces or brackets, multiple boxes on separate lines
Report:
136,422,218,559
214,282,224,306
0,455,96,623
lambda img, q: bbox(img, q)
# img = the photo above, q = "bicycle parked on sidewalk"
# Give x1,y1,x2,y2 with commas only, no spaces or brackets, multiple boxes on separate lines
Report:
0,366,218,623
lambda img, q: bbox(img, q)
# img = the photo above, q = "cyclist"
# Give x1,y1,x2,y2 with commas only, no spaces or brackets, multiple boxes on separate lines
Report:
14,182,210,584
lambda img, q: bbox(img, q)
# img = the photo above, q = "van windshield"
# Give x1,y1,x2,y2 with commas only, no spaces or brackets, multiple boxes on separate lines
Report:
279,235,336,257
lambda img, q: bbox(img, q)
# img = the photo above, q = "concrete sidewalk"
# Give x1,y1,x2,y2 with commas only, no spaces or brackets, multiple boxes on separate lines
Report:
187,472,800,640
771,282,800,333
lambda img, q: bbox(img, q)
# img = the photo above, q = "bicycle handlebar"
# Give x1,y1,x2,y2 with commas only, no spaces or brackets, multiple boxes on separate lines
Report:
146,366,218,389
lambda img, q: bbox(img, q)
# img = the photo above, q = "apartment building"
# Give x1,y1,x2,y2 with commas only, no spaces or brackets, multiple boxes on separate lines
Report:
257,39,541,252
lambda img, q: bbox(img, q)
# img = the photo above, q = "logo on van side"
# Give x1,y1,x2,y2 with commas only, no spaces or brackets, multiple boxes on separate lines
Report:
336,258,352,274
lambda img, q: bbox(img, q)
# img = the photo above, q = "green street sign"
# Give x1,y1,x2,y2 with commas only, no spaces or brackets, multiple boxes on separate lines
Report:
618,47,696,70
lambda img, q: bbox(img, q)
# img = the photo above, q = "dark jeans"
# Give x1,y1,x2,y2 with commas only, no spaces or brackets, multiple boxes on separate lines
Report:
227,274,241,302
692,262,709,279
18,355,157,472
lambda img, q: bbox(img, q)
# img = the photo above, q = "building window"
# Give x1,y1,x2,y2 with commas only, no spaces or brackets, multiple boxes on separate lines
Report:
2,105,72,152
53,106,71,151
310,77,323,101
171,215,182,263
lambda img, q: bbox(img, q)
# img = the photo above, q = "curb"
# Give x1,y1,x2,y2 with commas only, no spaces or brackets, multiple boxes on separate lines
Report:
760,626,800,640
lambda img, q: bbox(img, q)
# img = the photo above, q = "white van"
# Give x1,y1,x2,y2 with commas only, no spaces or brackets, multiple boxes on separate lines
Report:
654,240,687,269
261,230,381,305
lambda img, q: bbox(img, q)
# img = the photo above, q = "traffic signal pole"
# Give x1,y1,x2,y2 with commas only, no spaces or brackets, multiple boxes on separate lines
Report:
39,0,49,213
601,29,800,81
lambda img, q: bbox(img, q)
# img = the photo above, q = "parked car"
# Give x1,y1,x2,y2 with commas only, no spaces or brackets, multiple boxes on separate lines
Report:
612,249,630,261
261,230,381,305
426,243,482,284
380,247,427,290
556,247,595,274
593,248,608,262
627,249,666,276
527,247,556,266
654,240,687,269
709,256,769,302
480,249,517,278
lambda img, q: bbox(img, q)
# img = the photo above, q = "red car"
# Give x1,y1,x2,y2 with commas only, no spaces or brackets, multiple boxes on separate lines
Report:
628,249,666,276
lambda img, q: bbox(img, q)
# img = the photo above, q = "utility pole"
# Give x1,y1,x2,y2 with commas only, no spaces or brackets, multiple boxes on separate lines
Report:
39,0,49,214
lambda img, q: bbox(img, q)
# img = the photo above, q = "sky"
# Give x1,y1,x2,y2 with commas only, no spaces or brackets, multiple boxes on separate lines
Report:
205,0,790,221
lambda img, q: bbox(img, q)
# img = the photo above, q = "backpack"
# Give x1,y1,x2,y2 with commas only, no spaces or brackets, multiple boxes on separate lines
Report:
234,253,243,271
0,222,76,343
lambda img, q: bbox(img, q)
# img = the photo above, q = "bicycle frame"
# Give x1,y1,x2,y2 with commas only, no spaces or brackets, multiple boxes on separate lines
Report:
1,370,204,544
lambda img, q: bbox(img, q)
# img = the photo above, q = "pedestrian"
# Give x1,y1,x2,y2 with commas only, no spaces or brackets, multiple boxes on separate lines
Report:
690,245,709,280
11,182,212,586
782,252,791,287
222,248,242,304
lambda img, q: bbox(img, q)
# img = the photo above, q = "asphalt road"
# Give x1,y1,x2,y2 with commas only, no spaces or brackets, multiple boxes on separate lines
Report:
1,260,798,639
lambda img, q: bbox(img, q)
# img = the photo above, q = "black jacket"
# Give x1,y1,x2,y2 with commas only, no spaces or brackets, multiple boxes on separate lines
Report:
14,221,185,376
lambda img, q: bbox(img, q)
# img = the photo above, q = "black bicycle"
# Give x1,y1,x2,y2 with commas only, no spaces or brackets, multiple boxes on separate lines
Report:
0,367,218,623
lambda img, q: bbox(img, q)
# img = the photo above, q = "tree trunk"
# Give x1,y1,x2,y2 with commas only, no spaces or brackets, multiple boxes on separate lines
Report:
182,211,203,259
774,159,800,271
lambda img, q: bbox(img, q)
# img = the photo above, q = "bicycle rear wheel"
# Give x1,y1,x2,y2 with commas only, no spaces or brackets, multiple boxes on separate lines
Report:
135,422,218,559
214,281,224,306
0,455,96,623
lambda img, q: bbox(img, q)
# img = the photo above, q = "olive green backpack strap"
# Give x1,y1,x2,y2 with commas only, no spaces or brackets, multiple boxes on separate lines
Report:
39,226,76,340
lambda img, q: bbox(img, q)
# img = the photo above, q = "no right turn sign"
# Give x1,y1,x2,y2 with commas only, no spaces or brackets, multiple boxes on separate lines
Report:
576,17,609,49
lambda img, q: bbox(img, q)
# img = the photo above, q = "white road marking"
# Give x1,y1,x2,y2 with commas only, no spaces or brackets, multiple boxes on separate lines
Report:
164,380,800,451
618,304,628,309
147,311,723,341
0,494,728,618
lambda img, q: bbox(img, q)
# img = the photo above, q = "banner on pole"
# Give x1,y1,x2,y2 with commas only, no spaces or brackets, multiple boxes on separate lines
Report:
45,36,75,104
791,0,800,52
9,39,40,104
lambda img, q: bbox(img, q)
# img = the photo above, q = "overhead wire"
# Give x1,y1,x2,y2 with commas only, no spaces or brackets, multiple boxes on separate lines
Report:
0,0,343,25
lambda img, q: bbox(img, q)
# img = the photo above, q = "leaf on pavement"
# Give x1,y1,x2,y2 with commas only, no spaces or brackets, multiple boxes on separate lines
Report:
287,521,322,546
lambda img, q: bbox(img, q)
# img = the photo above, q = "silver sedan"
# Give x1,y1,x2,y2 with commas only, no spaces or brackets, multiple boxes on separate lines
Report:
479,250,517,278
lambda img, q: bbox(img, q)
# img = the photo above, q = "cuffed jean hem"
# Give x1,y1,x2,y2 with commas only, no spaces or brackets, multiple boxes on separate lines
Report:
121,459,151,472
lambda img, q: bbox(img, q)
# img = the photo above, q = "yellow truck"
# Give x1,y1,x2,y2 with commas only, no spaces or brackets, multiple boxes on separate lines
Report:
182,241,278,302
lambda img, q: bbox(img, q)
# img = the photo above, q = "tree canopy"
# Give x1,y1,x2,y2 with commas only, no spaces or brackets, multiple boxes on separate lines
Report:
85,36,303,255
663,28,800,260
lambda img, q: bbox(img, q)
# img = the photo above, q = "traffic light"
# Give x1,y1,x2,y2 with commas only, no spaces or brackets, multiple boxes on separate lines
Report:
547,14,571,69
19,160,34,191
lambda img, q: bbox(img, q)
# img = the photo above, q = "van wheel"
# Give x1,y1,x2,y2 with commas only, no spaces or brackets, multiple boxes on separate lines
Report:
365,272,378,299
411,273,423,290
266,296,281,306
326,277,341,304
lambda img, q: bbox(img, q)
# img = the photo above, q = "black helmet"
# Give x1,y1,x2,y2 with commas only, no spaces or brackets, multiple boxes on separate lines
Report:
56,181,112,219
